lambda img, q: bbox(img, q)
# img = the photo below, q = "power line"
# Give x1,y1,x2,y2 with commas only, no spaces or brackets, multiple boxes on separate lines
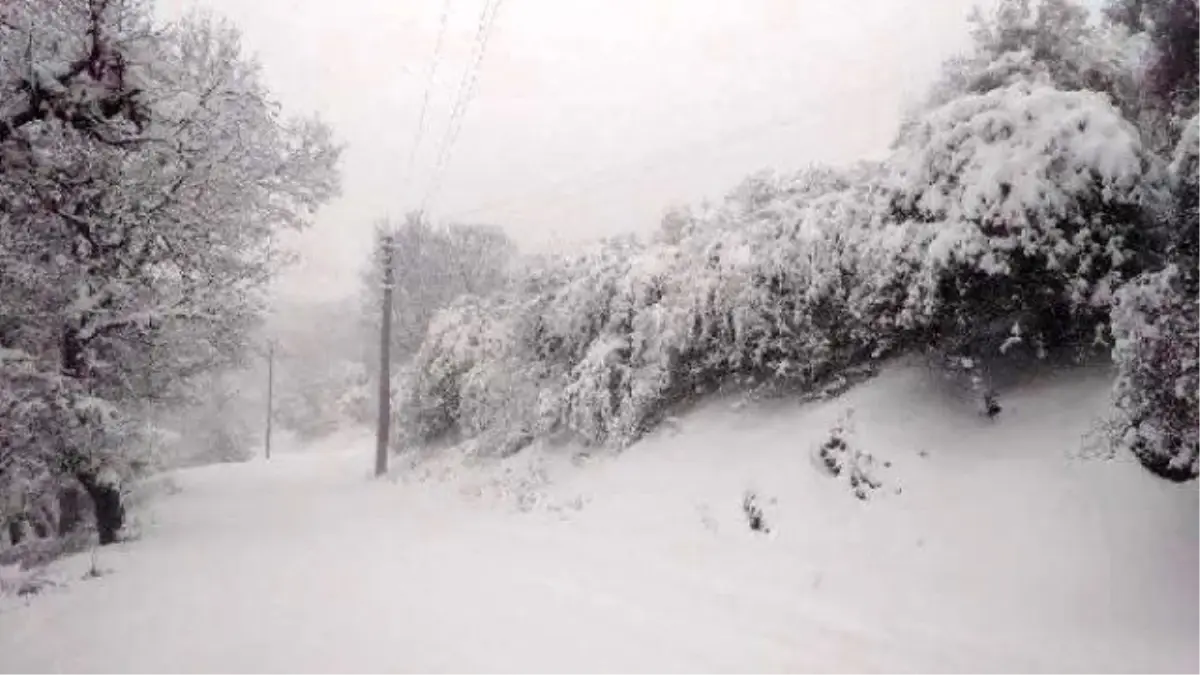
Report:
401,0,453,190
422,0,502,212
376,2,452,477
420,0,505,214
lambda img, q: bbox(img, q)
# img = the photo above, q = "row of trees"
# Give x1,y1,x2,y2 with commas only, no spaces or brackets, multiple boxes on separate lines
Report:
1,0,341,545
385,0,1196,481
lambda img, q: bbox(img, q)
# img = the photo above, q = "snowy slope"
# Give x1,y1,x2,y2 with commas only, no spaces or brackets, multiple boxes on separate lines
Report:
0,361,1195,673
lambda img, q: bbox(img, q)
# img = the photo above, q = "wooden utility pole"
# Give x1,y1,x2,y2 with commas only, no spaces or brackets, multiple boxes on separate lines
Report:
265,340,275,460
375,232,394,477
264,230,275,461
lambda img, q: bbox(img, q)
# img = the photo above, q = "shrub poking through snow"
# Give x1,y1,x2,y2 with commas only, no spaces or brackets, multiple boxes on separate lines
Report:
813,410,884,500
741,491,769,533
934,353,1003,418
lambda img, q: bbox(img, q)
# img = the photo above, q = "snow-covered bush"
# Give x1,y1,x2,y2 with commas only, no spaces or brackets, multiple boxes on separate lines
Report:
607,164,899,432
402,296,527,448
1107,116,1199,482
1108,266,1198,481
886,82,1154,357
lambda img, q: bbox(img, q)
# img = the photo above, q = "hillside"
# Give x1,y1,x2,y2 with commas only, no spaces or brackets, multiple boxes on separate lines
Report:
1,360,1194,673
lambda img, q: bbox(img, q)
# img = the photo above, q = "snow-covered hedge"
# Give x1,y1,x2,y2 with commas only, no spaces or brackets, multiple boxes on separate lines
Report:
402,164,904,450
402,84,1163,454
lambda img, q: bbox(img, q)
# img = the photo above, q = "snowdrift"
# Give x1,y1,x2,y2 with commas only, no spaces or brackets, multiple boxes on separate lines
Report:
398,358,1199,672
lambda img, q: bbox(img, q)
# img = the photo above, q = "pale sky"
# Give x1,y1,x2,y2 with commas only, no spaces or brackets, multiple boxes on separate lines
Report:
156,0,986,302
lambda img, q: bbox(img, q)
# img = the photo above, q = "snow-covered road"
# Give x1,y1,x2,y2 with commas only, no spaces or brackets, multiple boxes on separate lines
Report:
1,450,970,673
1,365,1196,673
0,447,1192,673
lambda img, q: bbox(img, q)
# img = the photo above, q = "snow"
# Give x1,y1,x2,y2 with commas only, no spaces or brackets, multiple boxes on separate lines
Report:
0,362,1196,672
890,83,1147,249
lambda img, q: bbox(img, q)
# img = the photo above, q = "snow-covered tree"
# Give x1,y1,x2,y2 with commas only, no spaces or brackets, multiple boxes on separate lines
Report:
0,0,340,542
1109,265,1197,481
359,213,516,368
921,0,1145,120
885,82,1154,357
1105,0,1198,121
1093,0,1198,189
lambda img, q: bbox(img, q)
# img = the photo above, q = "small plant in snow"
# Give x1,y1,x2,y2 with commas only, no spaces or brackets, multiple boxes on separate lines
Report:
813,409,884,501
741,491,770,533
82,547,109,580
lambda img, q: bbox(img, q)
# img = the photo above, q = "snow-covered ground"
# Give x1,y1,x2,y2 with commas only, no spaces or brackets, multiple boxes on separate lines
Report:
1,362,1196,673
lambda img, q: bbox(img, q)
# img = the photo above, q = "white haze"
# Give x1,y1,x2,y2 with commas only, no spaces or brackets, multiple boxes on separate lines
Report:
156,0,987,302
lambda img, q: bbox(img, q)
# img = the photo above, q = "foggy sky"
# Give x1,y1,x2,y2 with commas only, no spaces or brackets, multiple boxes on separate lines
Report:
155,0,987,302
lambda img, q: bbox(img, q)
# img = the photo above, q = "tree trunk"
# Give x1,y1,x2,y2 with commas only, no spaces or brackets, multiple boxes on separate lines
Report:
57,482,89,536
76,471,124,545
7,519,26,547
60,326,124,544
29,513,50,539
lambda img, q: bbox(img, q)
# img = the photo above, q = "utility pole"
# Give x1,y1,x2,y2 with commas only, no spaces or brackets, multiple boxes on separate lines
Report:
264,230,275,461
375,231,394,477
265,339,275,460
